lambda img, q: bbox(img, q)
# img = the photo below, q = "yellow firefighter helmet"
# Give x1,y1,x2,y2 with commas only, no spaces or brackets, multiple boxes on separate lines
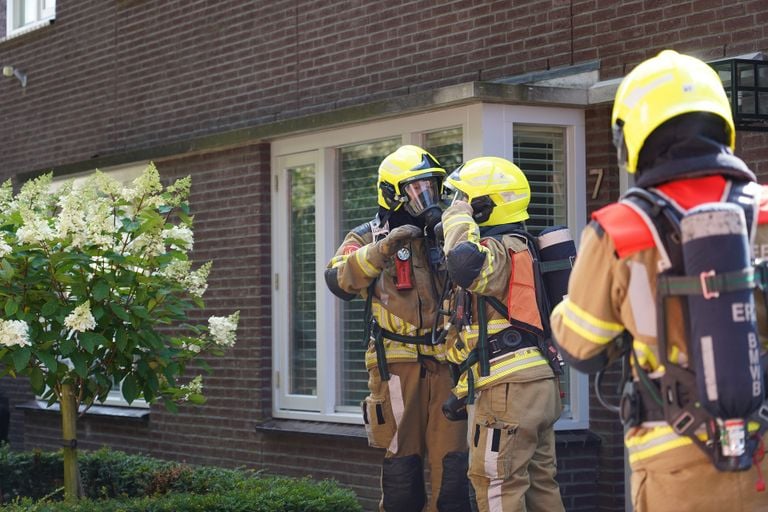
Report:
612,49,735,174
446,156,530,226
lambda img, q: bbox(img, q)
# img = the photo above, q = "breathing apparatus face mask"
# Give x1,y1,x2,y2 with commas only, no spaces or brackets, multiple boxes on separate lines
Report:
402,177,442,235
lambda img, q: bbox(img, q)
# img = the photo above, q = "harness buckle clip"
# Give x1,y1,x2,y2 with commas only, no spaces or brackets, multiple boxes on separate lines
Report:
700,270,720,300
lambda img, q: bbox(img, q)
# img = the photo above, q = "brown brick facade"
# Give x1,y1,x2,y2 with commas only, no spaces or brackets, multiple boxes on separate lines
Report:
1,2,768,511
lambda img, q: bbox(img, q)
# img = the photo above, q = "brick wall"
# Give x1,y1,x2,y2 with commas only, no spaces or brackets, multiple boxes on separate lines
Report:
0,1,767,177
1,1,768,511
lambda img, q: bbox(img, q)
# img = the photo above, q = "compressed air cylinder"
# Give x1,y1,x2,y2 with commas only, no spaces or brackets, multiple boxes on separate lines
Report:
681,203,764,420
537,226,577,310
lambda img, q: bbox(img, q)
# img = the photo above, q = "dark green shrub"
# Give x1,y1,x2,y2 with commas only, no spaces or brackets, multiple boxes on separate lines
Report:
0,446,362,512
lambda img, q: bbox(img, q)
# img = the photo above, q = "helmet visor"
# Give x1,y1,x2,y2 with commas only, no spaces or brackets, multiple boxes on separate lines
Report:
402,178,441,217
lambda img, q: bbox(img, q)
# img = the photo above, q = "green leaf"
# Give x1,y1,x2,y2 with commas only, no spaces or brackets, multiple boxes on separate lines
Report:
70,352,87,378
59,339,75,357
11,347,31,372
92,280,110,301
78,332,107,354
41,299,59,316
29,367,45,394
164,400,179,413
0,259,15,281
187,393,206,405
109,303,130,321
122,375,138,404
4,299,17,316
131,305,150,319
35,349,58,372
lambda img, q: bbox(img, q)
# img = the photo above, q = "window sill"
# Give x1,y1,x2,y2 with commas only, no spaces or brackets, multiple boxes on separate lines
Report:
1,17,55,43
256,419,368,440
555,429,602,448
16,400,150,421
256,420,601,448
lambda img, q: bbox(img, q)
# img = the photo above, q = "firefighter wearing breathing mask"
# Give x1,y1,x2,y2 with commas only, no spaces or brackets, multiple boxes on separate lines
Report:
440,156,565,512
550,50,768,511
325,145,471,512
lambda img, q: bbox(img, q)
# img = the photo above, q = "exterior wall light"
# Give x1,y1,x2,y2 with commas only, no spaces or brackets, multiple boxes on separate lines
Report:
710,54,768,131
2,65,27,88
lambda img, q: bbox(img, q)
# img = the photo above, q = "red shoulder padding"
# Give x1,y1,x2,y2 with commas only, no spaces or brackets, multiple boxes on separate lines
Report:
591,203,655,258
655,175,726,210
758,185,768,225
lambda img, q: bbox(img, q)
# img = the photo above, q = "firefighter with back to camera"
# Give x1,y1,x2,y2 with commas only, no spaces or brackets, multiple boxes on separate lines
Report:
325,145,471,512
550,49,768,511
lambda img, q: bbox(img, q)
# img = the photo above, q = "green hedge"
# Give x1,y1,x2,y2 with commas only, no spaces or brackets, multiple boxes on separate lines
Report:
0,446,362,512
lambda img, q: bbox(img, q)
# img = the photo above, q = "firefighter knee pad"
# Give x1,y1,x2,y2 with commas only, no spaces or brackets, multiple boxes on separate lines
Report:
437,451,471,512
382,454,425,512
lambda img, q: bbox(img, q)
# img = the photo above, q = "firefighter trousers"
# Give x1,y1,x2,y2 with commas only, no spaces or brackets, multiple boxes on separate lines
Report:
467,378,564,512
630,436,768,512
362,359,471,512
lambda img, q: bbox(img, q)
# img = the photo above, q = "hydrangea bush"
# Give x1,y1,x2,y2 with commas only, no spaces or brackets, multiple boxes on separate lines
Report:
0,164,238,499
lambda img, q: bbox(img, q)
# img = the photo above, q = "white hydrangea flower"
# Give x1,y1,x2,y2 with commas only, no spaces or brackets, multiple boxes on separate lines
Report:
0,239,11,258
162,225,194,251
186,262,211,298
16,216,56,245
183,342,201,354
180,375,204,401
64,302,96,333
132,164,163,197
208,311,239,348
127,232,165,258
159,260,210,298
0,180,14,211
0,320,30,347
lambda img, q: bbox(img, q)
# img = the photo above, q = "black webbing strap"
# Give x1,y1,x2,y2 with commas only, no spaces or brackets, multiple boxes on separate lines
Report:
377,327,435,345
476,296,490,378
372,324,390,381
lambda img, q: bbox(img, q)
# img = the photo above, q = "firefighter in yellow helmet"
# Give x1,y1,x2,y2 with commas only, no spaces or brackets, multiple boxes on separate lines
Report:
440,156,565,512
550,50,768,511
325,145,471,512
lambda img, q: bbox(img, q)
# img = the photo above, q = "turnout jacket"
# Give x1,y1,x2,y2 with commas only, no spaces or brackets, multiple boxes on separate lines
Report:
441,201,553,398
550,174,768,470
325,219,448,368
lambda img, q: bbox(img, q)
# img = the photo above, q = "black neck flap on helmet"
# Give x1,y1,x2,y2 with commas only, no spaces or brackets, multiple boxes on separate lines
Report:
635,113,756,188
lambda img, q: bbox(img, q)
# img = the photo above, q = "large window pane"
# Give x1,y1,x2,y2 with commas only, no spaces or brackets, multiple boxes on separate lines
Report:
512,125,567,234
289,165,317,395
424,127,463,172
338,139,401,407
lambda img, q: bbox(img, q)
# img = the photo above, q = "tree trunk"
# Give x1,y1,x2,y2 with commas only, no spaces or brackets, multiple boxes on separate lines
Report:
60,383,80,502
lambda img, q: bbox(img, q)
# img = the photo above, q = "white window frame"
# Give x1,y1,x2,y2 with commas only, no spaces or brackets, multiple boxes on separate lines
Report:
46,161,150,409
271,103,588,429
6,0,55,39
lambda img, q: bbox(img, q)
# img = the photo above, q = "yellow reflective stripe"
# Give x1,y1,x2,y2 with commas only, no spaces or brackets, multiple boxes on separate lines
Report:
626,428,693,463
329,253,350,268
452,348,547,397
443,217,476,234
473,245,494,294
625,426,710,464
632,340,660,370
457,319,513,341
561,299,624,344
354,245,379,277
